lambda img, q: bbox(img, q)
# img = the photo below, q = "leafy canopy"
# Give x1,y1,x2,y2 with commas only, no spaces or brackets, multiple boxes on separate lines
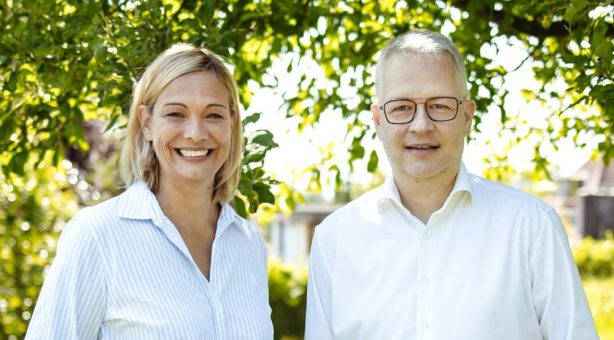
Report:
0,0,612,198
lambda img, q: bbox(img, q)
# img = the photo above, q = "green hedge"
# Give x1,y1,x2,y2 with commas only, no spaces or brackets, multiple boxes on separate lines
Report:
573,231,614,278
268,259,307,340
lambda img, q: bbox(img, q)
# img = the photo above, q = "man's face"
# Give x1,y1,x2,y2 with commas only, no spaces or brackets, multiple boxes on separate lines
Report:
371,53,475,185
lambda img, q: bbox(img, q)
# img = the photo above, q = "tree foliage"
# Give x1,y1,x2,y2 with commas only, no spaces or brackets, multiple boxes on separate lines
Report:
0,156,78,337
1,0,612,188
0,0,612,338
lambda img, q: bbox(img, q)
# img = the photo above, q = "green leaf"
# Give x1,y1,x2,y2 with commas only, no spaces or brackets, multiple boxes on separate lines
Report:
252,130,279,148
350,138,365,159
594,42,612,62
245,150,266,164
234,196,248,218
238,176,253,196
242,112,261,126
560,53,586,64
254,182,275,204
8,151,28,176
367,150,378,173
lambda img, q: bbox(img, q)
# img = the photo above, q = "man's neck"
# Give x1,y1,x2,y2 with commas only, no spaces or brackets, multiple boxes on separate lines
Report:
394,172,457,225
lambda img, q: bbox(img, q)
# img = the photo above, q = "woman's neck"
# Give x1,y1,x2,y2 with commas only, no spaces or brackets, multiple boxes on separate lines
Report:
155,178,219,233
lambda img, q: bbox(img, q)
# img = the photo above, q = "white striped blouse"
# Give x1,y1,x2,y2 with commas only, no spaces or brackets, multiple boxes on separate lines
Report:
26,181,274,339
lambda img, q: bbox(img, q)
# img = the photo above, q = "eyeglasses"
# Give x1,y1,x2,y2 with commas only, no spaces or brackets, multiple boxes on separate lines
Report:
379,97,466,124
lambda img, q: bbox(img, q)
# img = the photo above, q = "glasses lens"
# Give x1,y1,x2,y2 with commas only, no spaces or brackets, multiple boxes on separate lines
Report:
425,97,458,121
384,100,416,123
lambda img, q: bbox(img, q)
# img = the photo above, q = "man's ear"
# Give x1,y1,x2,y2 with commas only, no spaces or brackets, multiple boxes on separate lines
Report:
138,105,153,141
371,103,382,128
462,99,475,135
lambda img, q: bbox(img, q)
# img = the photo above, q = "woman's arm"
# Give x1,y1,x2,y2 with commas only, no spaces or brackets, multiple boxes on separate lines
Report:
26,215,107,340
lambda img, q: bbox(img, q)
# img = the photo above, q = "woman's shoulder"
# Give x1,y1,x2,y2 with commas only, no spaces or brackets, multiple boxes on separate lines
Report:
68,195,123,231
67,182,150,233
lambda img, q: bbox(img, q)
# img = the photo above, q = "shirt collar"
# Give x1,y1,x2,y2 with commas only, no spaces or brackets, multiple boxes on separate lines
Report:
377,163,474,213
452,163,474,201
116,181,250,237
217,203,251,238
116,181,162,223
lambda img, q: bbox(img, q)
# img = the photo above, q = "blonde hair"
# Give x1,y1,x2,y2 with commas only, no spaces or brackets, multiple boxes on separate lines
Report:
120,44,243,204
375,29,469,102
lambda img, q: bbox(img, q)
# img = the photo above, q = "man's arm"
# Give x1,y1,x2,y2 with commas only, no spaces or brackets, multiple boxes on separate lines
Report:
531,209,599,340
305,229,334,340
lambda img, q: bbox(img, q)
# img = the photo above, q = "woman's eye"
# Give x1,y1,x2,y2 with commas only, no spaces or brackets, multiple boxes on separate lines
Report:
207,113,225,119
165,112,183,118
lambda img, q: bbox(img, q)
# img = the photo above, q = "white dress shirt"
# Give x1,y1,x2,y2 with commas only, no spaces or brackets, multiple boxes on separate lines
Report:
305,164,598,340
26,181,273,340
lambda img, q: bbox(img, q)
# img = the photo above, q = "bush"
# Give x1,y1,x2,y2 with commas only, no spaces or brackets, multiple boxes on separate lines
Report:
573,231,614,278
0,158,78,339
268,259,307,340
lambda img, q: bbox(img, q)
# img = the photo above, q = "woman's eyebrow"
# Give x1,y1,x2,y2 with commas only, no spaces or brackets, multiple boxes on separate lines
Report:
162,102,228,109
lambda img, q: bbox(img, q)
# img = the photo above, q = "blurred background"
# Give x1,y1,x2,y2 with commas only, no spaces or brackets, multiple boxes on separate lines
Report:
1,1,613,339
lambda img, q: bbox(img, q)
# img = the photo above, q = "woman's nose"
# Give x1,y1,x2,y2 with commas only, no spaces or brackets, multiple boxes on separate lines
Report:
184,118,208,141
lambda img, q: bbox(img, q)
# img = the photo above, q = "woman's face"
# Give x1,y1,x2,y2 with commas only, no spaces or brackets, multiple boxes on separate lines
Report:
139,71,233,189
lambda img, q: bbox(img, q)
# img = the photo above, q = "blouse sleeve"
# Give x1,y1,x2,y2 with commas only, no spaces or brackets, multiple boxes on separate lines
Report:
26,214,107,340
530,209,599,340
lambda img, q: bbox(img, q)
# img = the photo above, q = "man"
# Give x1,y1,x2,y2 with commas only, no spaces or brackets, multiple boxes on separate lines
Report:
305,29,598,340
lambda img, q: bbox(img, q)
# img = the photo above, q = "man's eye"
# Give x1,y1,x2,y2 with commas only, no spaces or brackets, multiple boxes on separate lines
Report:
393,105,412,112
430,104,451,110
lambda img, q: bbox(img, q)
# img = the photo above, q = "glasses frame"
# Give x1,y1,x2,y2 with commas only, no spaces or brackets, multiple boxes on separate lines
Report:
379,96,466,124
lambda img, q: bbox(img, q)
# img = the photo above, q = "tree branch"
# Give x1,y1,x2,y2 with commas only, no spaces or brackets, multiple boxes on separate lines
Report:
453,0,614,39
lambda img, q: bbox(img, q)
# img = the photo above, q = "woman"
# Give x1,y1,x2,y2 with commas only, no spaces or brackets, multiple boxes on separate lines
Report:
26,45,274,339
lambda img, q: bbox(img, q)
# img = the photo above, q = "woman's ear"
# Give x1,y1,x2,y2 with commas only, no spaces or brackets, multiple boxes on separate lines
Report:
138,105,152,141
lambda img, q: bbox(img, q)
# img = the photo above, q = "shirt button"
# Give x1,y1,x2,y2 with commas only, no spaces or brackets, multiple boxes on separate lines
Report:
424,231,432,238
422,321,430,329
211,299,220,309
422,276,430,283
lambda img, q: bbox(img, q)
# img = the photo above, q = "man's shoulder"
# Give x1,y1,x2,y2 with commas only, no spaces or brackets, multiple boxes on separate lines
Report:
470,173,553,213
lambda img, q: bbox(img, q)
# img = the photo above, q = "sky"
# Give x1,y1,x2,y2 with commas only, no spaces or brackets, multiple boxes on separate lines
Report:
243,35,599,198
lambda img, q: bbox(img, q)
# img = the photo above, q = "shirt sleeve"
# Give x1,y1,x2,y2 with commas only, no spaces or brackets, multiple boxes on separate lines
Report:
530,209,599,340
305,228,334,340
26,215,107,340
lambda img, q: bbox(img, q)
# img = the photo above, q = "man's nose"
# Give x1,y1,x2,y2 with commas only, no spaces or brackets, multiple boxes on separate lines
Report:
408,104,434,133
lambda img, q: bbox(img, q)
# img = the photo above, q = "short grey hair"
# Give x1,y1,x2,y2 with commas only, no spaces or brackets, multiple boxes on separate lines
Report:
374,29,469,102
